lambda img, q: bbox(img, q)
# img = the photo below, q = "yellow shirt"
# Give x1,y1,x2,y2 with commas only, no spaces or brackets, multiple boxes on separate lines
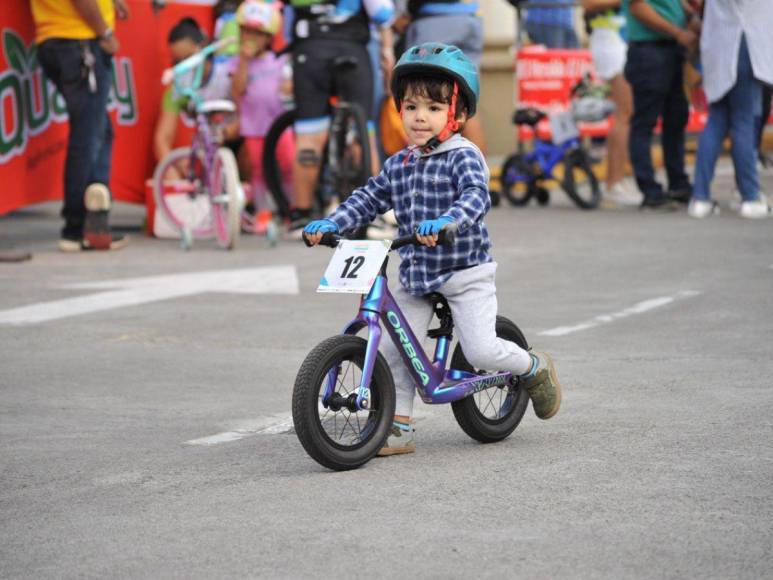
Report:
31,0,115,44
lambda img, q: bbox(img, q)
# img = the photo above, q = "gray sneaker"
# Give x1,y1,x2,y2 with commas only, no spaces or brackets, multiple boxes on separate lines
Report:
377,422,416,456
520,351,562,420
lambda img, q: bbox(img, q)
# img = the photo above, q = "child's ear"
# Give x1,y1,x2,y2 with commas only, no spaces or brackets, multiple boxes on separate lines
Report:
455,108,468,123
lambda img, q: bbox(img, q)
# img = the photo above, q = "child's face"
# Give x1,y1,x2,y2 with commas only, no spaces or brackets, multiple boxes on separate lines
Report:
401,88,466,147
169,38,199,65
240,27,272,56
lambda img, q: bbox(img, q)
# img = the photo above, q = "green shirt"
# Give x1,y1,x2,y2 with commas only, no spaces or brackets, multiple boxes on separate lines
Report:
623,0,685,41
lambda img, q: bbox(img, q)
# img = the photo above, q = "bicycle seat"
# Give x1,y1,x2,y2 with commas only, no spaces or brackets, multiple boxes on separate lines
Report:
512,108,546,127
197,99,236,115
426,293,453,338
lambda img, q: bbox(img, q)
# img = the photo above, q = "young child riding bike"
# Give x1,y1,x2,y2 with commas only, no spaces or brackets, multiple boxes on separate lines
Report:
304,43,562,455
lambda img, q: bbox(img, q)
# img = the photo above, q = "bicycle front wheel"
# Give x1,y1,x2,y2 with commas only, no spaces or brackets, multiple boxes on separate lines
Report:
292,335,395,471
500,153,535,207
450,316,531,443
561,148,601,209
211,147,243,250
330,102,371,202
262,109,296,220
152,147,215,239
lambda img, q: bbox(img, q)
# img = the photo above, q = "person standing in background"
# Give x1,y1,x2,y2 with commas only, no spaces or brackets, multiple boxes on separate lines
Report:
623,0,697,210
32,0,130,251
687,0,773,219
523,0,579,49
396,0,488,153
582,0,639,207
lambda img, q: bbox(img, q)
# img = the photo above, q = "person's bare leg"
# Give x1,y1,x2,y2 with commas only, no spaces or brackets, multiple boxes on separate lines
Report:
462,115,487,156
291,131,328,213
606,73,633,188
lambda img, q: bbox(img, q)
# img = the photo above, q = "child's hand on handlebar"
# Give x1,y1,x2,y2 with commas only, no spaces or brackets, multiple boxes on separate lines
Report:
416,216,454,248
303,219,339,246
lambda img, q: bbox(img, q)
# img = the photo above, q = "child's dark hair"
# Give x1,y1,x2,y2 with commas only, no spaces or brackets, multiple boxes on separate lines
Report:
395,73,469,119
168,17,206,44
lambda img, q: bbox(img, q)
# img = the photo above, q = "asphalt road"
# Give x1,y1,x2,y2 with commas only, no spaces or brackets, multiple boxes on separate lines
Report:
1,161,772,579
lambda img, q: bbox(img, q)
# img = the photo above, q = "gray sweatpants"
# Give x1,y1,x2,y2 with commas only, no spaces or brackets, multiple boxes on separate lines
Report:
380,262,533,417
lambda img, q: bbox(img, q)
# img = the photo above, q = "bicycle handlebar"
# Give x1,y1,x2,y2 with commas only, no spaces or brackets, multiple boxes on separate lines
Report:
303,226,457,249
161,37,236,86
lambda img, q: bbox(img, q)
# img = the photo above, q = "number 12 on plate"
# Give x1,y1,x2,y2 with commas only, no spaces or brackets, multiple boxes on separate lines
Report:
317,239,392,294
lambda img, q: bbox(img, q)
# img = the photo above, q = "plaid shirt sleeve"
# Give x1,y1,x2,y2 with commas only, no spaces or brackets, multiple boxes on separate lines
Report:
326,164,394,233
441,148,491,233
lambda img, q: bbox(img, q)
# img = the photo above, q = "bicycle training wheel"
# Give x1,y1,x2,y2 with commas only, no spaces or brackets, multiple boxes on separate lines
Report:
292,335,395,471
152,147,215,240
211,147,243,250
561,148,601,210
500,153,535,207
262,109,295,220
450,316,531,443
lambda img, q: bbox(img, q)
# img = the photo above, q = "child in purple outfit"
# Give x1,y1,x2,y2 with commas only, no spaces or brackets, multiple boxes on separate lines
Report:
228,0,293,231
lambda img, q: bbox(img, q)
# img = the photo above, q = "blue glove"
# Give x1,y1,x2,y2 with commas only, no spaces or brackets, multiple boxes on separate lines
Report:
417,216,454,237
303,219,339,235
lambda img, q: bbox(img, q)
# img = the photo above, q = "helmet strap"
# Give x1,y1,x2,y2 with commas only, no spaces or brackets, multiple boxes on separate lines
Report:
421,82,460,154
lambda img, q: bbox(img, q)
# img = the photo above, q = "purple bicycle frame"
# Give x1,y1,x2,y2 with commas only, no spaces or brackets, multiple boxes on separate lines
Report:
323,270,514,412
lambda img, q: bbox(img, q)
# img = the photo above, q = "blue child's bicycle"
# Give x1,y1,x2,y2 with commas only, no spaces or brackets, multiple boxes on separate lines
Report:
500,106,602,209
292,229,531,471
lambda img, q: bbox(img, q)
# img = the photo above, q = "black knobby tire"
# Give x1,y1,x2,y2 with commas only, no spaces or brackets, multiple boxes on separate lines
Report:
450,316,531,443
292,335,395,471
500,153,536,207
561,148,601,209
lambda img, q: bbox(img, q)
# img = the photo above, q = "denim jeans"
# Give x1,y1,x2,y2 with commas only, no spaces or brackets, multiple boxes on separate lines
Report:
624,41,690,199
524,22,579,49
693,36,762,202
38,39,114,239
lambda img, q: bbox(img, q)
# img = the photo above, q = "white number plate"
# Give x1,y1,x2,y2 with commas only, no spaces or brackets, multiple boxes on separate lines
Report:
317,239,392,294
549,111,580,144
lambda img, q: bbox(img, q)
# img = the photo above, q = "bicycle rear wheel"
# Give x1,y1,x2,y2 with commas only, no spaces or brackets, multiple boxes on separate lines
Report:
211,147,243,250
561,148,601,209
450,316,531,443
152,147,214,240
292,335,395,471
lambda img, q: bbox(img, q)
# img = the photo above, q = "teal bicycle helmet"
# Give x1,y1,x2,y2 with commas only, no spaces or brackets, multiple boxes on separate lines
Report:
391,43,480,118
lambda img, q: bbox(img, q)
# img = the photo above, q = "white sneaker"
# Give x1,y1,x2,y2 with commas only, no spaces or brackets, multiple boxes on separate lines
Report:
687,199,719,219
739,194,771,219
602,181,641,208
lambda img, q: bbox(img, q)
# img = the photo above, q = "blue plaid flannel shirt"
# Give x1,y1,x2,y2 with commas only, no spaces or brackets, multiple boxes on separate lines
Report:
327,135,493,296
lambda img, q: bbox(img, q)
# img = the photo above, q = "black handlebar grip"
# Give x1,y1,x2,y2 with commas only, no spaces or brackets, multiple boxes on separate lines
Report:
437,227,456,246
302,231,340,247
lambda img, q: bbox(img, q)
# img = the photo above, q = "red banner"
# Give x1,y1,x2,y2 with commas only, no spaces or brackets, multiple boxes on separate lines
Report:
0,0,213,215
515,46,715,141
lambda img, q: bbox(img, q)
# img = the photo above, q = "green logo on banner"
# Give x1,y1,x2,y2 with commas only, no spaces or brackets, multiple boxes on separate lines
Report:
0,28,138,163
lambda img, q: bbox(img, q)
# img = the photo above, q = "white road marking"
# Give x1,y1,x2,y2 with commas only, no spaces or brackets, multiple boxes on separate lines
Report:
184,414,295,446
184,408,441,446
539,290,702,337
0,266,299,326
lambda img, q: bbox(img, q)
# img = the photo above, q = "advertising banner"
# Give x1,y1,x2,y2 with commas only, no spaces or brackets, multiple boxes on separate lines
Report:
513,46,744,141
0,0,214,215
